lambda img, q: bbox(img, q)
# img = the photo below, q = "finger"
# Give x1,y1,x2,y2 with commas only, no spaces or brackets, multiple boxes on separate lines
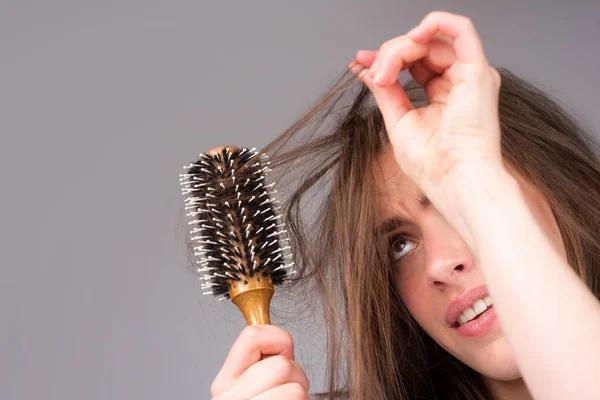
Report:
369,35,429,85
355,49,377,66
349,59,414,132
408,60,437,88
217,355,310,400
425,76,452,105
407,61,452,105
252,382,310,400
355,34,454,83
408,34,455,79
422,36,457,73
410,37,456,104
407,11,487,64
211,325,295,397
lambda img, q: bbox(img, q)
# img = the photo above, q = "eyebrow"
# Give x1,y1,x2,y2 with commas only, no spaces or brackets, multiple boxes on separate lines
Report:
375,191,431,236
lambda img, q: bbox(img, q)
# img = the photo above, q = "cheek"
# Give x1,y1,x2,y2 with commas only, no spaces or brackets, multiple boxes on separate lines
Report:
395,270,432,326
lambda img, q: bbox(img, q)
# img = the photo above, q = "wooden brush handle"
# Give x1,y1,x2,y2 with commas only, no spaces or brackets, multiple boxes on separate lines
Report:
230,287,274,325
230,277,275,361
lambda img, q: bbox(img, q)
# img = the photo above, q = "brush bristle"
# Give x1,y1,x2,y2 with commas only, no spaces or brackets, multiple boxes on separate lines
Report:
179,147,296,300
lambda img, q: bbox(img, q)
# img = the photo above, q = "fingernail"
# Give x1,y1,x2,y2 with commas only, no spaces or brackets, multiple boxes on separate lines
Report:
369,62,379,79
348,60,369,80
348,59,362,71
373,70,384,84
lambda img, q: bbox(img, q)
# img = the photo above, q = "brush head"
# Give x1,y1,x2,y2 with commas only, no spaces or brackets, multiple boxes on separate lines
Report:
179,146,296,301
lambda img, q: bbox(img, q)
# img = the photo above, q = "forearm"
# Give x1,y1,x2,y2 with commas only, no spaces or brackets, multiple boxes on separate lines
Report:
445,166,600,400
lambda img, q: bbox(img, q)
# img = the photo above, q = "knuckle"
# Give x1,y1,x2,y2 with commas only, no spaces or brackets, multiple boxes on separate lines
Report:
285,382,308,400
458,15,474,29
270,325,294,344
424,10,441,20
463,63,486,82
473,65,486,81
424,10,455,22
270,325,294,350
210,379,223,397
379,40,391,53
398,35,413,49
291,360,310,390
280,329,294,347
239,325,262,343
271,355,295,380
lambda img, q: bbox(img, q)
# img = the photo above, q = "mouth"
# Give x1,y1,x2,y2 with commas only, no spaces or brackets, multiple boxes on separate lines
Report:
445,285,498,338
445,285,493,328
450,304,494,328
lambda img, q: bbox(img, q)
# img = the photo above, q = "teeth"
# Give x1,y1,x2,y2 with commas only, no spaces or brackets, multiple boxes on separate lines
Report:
457,296,493,326
462,307,477,322
473,299,487,314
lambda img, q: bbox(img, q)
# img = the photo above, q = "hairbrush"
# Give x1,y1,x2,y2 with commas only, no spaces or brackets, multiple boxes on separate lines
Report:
179,145,296,327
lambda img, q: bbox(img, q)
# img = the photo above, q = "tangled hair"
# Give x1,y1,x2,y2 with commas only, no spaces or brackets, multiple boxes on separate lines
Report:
259,68,600,399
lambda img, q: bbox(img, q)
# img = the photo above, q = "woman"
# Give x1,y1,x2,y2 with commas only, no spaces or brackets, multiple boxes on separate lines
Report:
208,11,600,399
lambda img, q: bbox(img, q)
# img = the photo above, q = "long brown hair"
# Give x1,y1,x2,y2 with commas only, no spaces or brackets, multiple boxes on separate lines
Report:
259,68,600,399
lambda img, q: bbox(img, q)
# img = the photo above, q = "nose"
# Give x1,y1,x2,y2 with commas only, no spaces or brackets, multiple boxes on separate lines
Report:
423,221,475,289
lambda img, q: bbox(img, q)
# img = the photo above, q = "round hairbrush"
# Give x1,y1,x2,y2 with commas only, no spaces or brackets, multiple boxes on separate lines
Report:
179,145,296,328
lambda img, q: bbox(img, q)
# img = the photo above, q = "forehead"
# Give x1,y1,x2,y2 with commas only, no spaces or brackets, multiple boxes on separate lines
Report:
373,145,543,221
373,145,421,210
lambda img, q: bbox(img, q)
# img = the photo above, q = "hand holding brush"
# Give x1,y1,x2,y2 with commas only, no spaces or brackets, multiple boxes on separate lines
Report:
180,146,311,399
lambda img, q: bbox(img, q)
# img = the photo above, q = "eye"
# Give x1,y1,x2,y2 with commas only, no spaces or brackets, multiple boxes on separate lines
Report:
388,234,417,263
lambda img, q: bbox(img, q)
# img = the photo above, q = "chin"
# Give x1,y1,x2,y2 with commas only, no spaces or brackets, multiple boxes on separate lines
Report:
466,335,522,381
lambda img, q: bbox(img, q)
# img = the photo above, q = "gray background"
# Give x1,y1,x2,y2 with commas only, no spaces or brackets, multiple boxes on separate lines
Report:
2,1,599,399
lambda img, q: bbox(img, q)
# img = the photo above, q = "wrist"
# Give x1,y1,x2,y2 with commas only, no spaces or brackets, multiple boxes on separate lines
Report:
437,162,522,252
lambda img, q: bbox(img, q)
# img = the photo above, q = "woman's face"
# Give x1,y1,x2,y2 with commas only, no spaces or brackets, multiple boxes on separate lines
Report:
373,145,568,381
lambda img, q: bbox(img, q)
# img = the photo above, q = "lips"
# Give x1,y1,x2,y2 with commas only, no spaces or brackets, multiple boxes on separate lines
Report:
445,284,489,328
